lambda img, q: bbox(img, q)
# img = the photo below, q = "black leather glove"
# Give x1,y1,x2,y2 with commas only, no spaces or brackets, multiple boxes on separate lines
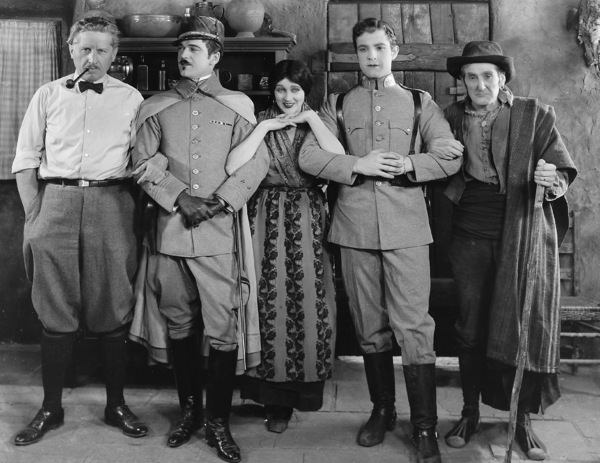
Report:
176,192,226,228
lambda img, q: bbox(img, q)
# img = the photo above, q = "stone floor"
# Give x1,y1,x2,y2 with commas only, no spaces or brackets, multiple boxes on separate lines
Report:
1,344,599,463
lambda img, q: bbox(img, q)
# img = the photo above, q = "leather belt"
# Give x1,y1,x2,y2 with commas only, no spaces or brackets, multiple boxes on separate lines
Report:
43,178,129,187
354,174,418,188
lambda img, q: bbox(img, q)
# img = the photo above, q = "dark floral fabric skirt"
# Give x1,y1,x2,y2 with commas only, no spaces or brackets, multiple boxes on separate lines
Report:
244,186,336,386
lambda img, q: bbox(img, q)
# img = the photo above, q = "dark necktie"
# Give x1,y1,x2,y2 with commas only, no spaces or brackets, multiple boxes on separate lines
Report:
79,81,103,94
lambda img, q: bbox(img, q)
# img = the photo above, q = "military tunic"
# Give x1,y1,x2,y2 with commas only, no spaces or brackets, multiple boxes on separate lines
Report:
132,76,269,346
299,75,461,362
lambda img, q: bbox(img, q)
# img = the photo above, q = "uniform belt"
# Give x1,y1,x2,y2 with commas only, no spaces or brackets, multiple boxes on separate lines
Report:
43,178,129,187
353,174,418,187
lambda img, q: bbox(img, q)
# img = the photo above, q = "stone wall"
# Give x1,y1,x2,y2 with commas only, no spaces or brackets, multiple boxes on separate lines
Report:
492,0,600,297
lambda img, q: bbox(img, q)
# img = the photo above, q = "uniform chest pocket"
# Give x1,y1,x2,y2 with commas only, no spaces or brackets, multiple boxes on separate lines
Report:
389,121,414,155
345,120,367,156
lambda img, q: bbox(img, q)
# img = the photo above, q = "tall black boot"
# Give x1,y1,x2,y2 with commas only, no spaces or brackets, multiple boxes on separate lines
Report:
14,330,75,446
445,352,483,448
167,335,204,448
356,351,397,447
101,327,148,438
205,347,241,463
403,364,441,463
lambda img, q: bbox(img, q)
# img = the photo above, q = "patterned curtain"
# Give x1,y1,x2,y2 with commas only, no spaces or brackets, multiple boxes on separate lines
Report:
0,20,60,179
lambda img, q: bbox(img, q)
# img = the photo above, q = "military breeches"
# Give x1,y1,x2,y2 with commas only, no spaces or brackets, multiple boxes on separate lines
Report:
339,245,436,365
151,252,244,351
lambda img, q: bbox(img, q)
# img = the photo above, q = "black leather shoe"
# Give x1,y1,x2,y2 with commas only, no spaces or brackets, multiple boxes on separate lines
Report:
14,408,64,446
445,410,480,448
412,428,441,463
206,417,241,463
265,405,292,434
104,404,148,438
515,413,547,461
356,405,397,447
167,397,203,448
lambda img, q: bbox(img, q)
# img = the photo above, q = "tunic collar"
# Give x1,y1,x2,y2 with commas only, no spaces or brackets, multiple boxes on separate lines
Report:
175,73,221,98
360,73,396,90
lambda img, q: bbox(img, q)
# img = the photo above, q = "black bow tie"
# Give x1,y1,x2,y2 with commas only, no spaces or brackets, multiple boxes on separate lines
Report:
79,81,103,94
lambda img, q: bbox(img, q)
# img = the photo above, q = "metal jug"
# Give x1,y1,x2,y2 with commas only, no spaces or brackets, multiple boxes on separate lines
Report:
193,2,225,20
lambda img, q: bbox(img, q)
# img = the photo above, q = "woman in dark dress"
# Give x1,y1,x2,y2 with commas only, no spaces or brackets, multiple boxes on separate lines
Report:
226,60,344,433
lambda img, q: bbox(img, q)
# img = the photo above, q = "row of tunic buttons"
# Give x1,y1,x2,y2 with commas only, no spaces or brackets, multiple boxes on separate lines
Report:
192,108,201,189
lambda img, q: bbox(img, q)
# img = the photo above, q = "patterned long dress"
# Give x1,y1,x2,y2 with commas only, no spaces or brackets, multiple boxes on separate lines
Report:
241,105,336,411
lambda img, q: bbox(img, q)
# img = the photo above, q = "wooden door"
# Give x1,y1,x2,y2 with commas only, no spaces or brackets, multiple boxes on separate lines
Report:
327,1,490,354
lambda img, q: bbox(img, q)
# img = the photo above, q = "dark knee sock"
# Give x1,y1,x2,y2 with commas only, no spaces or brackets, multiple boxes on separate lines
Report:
41,330,76,412
100,327,129,408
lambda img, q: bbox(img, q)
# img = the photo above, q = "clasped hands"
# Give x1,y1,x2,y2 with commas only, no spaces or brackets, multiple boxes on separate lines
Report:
176,191,226,228
352,149,412,178
262,110,318,131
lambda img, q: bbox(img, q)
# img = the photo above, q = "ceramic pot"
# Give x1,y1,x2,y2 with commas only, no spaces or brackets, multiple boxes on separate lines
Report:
225,0,265,37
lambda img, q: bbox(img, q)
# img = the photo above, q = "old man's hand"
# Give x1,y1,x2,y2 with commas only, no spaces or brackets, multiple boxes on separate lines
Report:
534,159,558,188
176,192,225,228
428,138,464,160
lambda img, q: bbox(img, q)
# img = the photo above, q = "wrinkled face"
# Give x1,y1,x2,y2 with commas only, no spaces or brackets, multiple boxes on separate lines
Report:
273,78,305,116
69,31,117,82
178,39,219,80
356,29,399,79
462,63,506,111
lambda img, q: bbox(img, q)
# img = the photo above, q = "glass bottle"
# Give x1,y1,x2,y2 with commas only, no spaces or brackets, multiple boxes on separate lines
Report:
136,55,149,91
158,60,167,91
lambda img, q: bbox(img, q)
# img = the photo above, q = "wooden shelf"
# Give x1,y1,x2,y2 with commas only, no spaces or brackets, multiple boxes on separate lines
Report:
119,36,295,54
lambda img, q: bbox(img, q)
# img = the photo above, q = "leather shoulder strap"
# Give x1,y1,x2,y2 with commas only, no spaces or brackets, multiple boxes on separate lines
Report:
335,92,347,150
409,89,422,155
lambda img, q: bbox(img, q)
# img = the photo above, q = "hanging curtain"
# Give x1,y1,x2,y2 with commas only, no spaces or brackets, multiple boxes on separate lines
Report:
0,20,60,179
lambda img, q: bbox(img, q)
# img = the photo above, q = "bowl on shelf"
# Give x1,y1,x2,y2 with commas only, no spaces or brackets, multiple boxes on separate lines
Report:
120,14,182,38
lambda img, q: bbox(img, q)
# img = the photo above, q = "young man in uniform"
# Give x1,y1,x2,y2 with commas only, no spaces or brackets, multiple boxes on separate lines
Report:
299,17,463,463
12,15,147,445
132,17,269,463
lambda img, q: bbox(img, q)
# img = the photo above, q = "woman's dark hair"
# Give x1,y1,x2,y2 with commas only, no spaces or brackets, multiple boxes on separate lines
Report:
268,59,313,97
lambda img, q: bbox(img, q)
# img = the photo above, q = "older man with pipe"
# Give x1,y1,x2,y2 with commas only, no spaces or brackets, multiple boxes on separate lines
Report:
440,41,577,460
11,15,147,445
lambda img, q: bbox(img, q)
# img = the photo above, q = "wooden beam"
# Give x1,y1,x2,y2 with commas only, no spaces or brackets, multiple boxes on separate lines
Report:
329,42,462,71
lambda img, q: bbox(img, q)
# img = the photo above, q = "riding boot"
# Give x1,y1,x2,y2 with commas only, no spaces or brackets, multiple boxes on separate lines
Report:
356,351,397,447
205,347,241,463
403,364,441,463
14,330,75,446
445,352,483,448
167,335,204,447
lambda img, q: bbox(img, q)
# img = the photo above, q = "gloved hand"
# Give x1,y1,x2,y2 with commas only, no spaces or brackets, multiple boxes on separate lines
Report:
176,192,226,228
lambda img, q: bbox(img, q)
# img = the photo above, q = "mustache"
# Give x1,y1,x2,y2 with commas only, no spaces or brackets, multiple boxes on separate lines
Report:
179,59,191,66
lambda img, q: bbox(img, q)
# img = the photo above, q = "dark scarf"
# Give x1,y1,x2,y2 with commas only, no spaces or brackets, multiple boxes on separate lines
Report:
258,103,312,187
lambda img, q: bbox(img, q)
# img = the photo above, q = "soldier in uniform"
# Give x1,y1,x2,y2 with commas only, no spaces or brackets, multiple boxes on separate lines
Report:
132,17,269,463
299,18,463,463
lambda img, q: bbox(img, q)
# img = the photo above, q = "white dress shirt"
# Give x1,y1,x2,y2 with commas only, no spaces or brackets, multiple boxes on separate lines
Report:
12,74,143,179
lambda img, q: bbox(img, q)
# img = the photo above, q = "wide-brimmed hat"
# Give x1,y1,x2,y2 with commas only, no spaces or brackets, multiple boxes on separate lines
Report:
174,16,224,49
447,41,515,82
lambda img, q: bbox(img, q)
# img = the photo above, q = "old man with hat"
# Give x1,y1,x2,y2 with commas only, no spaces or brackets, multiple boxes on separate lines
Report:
440,41,577,460
132,16,268,463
